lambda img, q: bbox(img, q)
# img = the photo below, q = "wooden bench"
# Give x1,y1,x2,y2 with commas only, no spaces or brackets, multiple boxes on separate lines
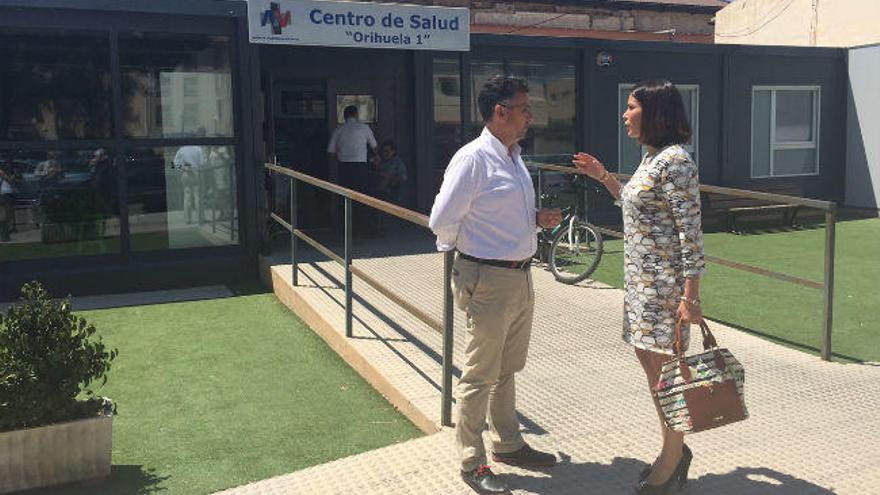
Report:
702,184,805,233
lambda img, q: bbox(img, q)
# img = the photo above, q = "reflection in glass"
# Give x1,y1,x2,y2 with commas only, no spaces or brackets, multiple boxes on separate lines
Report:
125,146,238,251
432,57,462,192
335,95,376,124
469,60,504,139
120,34,234,138
469,60,576,157
0,149,120,260
775,90,814,142
774,149,816,176
0,34,113,141
508,61,576,156
280,90,326,119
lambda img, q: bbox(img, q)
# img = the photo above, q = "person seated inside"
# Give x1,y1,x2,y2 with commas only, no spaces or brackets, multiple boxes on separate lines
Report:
373,140,407,204
33,151,63,184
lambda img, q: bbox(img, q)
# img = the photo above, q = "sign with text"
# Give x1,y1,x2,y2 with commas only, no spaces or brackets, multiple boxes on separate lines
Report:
248,0,470,51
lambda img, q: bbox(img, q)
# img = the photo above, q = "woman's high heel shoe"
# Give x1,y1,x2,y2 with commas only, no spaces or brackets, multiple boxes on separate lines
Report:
635,444,693,494
639,444,692,482
676,444,693,490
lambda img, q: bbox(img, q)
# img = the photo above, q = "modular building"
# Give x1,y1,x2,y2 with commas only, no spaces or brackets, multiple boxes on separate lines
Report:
0,0,848,300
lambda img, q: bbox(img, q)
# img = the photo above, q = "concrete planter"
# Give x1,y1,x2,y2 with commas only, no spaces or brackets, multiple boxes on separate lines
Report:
0,415,112,494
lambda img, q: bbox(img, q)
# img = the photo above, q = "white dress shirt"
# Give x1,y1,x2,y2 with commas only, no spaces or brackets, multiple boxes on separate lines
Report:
173,145,206,169
327,117,378,163
429,127,537,261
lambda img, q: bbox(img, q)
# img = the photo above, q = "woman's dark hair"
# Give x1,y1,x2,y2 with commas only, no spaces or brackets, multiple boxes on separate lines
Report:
631,80,691,148
343,105,358,119
477,75,529,123
380,139,396,151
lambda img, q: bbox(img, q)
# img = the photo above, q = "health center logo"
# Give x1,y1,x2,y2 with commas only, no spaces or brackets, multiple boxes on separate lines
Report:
261,2,292,35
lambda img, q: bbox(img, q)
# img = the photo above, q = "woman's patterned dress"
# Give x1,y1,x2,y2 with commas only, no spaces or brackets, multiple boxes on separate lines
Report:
621,144,705,354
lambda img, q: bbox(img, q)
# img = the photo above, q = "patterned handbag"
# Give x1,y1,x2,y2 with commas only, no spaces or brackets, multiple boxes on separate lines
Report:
654,321,748,434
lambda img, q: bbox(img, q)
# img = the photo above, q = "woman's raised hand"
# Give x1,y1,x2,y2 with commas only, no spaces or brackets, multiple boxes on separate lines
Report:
572,152,606,180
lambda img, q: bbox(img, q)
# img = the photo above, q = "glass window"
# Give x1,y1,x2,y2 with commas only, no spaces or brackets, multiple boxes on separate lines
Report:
279,90,326,119
0,33,113,141
775,90,814,142
125,146,238,251
774,148,817,176
335,95,376,124
0,149,121,260
618,84,699,174
469,60,505,136
751,87,820,178
470,59,576,159
510,61,576,160
120,34,234,138
432,57,462,192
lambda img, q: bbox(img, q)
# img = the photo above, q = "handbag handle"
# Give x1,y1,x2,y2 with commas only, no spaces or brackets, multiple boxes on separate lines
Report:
673,319,720,355
672,319,728,385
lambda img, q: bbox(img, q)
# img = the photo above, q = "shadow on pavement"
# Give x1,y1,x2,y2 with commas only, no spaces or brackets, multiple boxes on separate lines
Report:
505,455,835,494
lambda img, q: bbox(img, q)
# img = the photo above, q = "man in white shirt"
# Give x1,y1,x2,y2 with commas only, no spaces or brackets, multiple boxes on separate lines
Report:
327,105,378,193
429,75,562,494
173,145,207,224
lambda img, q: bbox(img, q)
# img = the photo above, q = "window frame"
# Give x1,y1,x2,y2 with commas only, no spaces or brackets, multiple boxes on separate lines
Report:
750,85,821,179
617,83,699,174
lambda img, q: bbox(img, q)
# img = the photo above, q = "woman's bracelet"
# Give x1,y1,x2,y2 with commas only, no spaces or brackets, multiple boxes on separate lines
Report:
598,169,611,182
680,296,701,306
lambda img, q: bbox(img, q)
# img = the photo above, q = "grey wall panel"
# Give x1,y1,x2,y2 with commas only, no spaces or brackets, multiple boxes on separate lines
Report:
846,45,880,209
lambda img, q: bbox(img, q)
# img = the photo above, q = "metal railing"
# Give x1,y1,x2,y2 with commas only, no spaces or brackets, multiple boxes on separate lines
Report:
531,162,838,361
265,163,457,426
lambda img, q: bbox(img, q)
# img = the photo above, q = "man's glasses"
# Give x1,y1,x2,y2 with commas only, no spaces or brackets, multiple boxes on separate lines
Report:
499,101,533,115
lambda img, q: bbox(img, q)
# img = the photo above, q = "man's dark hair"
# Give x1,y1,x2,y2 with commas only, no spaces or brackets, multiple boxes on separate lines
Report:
477,75,529,123
343,105,358,119
380,139,396,151
631,80,691,148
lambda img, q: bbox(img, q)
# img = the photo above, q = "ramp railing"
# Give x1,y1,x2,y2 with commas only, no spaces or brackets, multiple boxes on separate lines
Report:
265,163,457,426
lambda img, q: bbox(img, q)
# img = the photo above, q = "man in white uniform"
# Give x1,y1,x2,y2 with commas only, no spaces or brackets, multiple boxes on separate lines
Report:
429,75,562,494
327,105,377,193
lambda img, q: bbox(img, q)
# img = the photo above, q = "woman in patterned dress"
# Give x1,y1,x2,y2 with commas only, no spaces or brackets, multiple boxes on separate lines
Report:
573,80,706,495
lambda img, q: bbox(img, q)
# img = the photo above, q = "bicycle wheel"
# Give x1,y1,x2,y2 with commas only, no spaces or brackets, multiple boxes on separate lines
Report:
549,219,603,284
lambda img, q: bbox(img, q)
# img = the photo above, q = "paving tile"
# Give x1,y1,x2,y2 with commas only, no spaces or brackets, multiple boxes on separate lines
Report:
219,251,880,495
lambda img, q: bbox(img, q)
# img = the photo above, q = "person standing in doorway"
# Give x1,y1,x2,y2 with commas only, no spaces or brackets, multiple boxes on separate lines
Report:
327,105,378,193
430,75,562,495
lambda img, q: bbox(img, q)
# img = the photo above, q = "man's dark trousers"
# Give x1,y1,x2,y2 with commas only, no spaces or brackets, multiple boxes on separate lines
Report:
337,162,372,234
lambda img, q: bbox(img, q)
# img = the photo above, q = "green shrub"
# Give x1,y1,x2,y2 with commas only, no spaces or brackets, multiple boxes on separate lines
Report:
0,281,117,432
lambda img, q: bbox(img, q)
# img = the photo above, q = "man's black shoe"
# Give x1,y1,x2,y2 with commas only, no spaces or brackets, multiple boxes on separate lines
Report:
492,444,557,468
461,465,510,494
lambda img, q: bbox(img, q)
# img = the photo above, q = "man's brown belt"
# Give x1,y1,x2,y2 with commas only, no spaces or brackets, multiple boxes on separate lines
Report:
458,252,531,270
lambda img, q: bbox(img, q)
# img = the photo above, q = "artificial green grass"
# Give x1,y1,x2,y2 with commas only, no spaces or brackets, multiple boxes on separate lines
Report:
586,218,879,362
28,293,422,495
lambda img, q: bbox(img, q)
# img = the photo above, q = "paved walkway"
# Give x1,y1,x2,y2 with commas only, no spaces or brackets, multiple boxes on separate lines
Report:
219,246,880,495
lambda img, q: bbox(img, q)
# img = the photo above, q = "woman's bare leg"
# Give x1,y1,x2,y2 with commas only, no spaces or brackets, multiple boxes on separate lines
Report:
635,347,684,485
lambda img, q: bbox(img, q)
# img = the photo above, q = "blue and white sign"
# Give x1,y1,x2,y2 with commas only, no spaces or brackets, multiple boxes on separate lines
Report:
248,0,470,51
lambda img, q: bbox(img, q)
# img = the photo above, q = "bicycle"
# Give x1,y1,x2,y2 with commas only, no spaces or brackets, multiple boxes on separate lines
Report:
535,175,604,285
